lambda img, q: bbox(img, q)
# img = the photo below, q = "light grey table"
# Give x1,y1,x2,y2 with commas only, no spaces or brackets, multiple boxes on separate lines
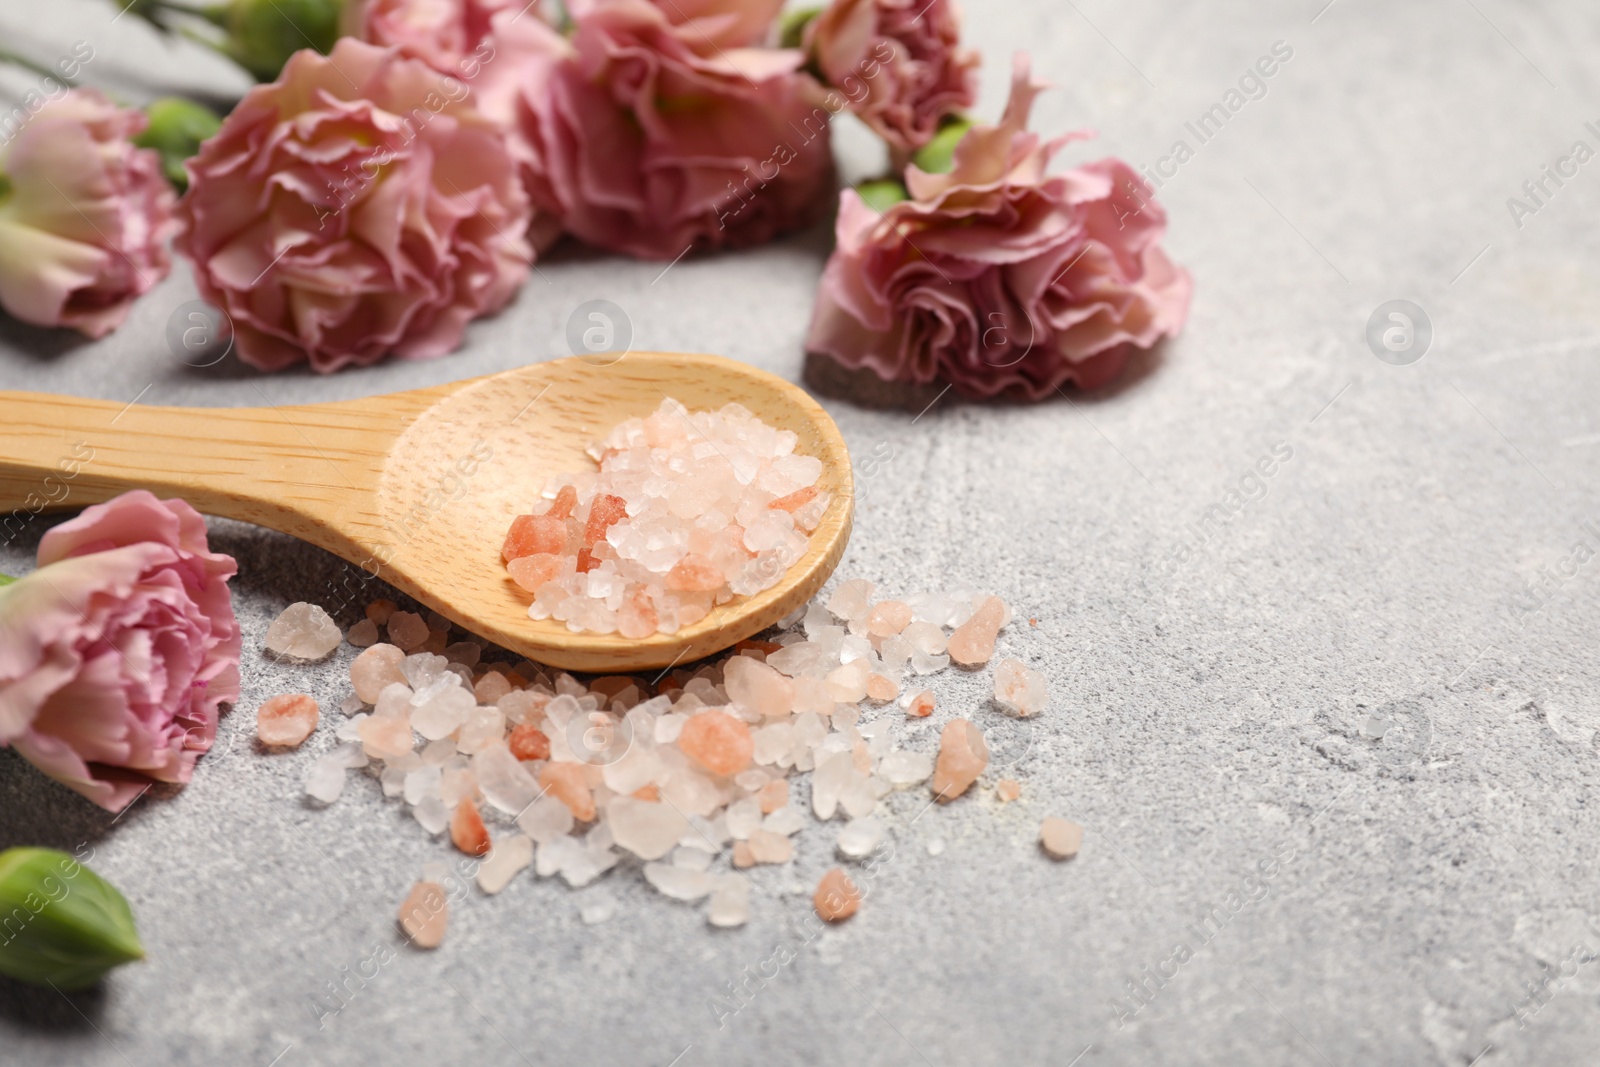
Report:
4,1,1600,1064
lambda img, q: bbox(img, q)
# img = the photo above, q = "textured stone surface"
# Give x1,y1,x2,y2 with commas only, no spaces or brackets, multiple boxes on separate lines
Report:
4,2,1600,1065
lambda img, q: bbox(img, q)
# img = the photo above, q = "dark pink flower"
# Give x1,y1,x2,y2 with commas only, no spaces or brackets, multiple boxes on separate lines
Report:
175,39,538,373
340,0,516,73
0,89,175,338
481,0,833,260
0,492,240,813
805,0,977,151
806,55,1191,400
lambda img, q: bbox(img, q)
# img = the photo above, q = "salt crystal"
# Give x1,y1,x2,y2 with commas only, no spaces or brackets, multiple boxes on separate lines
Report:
996,778,1022,803
539,762,597,821
339,694,365,717
350,644,406,703
608,795,689,860
671,845,713,872
927,839,946,856
450,798,492,856
397,881,448,949
264,602,342,663
865,674,899,703
387,611,430,651
456,706,506,754
839,777,878,819
758,779,789,813
814,868,861,922
473,742,540,814
474,672,513,704
906,689,935,718
746,828,793,864
366,599,398,625
947,595,1006,668
724,655,795,718
359,707,415,761
515,795,574,844
1040,817,1082,860
825,660,870,703
256,693,319,748
401,652,449,689
707,873,751,927
678,710,754,777
421,738,455,765
724,797,763,839
404,765,442,806
412,685,473,741
304,754,347,804
837,816,885,858
443,641,482,667
347,618,380,647
752,721,794,766
932,718,988,802
993,658,1048,717
477,834,533,893
880,750,933,786
827,579,875,623
763,807,805,836
902,621,947,655
580,894,616,925
329,741,368,769
865,600,913,637
910,649,950,674
644,863,716,900
812,751,854,819
413,796,449,834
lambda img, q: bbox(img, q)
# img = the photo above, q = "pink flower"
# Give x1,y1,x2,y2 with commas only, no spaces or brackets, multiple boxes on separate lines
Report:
175,39,538,373
806,55,1191,400
639,0,785,47
481,0,833,260
0,492,241,813
0,89,176,338
340,0,515,73
805,0,977,151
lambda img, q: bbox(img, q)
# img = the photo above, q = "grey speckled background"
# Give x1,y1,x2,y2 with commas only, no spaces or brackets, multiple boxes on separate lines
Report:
4,0,1600,1064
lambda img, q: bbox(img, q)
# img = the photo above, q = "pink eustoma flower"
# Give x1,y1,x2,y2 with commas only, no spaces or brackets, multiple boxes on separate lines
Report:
0,89,175,338
176,39,538,373
807,55,1192,401
0,492,241,813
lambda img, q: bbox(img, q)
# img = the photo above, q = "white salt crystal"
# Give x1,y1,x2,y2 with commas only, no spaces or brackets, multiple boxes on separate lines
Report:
265,602,342,663
478,834,533,894
412,685,473,741
304,754,346,803
335,715,366,743
329,741,369,769
763,807,805,836
401,652,450,689
580,894,616,925
413,796,449,834
752,722,794,765
880,750,934,786
724,797,763,840
811,751,854,820
403,765,441,806
827,579,875,623
421,738,455,765
910,649,950,675
671,846,713,872
993,658,1048,717
837,816,885,858
339,694,365,716
440,765,476,807
644,863,716,901
346,618,379,648
456,706,506,754
707,873,750,927
653,712,686,744
608,795,689,860
512,796,576,844
473,741,540,814
840,776,878,819
927,839,946,856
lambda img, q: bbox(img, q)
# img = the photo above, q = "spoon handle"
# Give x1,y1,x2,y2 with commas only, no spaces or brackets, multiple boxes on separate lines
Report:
0,390,394,556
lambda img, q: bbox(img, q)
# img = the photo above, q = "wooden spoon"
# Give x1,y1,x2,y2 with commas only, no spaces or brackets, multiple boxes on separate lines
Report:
0,353,854,672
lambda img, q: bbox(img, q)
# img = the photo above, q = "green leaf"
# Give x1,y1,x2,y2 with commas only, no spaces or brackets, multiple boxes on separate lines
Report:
855,179,909,214
0,848,144,991
910,116,974,175
133,98,223,191
0,574,18,587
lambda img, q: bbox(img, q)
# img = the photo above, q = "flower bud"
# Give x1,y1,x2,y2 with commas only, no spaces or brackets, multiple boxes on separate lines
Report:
854,178,908,213
0,848,144,990
909,116,974,175
208,0,345,81
132,98,222,191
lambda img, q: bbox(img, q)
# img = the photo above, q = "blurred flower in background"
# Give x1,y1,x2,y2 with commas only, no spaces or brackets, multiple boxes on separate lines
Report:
0,89,176,337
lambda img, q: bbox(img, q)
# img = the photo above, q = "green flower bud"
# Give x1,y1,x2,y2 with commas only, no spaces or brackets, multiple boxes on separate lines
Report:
855,178,909,214
779,6,823,50
0,848,143,990
207,0,344,82
132,98,222,192
910,116,975,176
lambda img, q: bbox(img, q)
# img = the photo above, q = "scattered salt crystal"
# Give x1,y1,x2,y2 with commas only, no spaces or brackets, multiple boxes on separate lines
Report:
580,894,616,925
993,658,1048,717
837,816,885,858
402,652,450,689
387,611,430,651
811,751,854,820
413,796,449,834
746,829,793,864
477,834,533,893
608,795,689,860
346,619,378,648
350,644,406,703
880,750,933,786
724,656,795,719
932,718,988,802
339,694,365,716
421,738,455,765
366,599,398,625
473,742,540,814
304,754,347,804
444,641,482,667
456,706,506,754
516,795,574,844
397,881,448,949
334,714,366,743
927,838,946,856
865,600,913,637
404,765,442,806
763,807,805,836
474,671,513,704
814,868,861,922
707,873,750,927
256,693,319,748
865,674,899,703
996,778,1022,803
671,846,713,872
906,689,935,717
645,863,716,900
725,797,763,839
264,602,342,663
947,595,1006,668
412,685,473,741
359,706,415,761
450,798,491,856
827,579,875,623
1040,817,1082,860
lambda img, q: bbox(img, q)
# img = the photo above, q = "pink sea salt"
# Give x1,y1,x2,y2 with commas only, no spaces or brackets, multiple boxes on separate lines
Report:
932,718,988,801
256,693,319,748
350,643,406,703
947,596,1006,668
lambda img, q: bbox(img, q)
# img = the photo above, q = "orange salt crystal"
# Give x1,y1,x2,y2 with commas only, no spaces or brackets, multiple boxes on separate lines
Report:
735,639,784,655
508,722,551,762
507,552,564,593
757,779,788,813
865,600,913,636
768,485,817,512
397,881,448,949
539,762,596,821
814,868,861,922
678,710,754,778
665,554,725,592
732,841,755,868
255,693,319,748
450,798,491,857
996,778,1022,803
907,690,935,718
502,513,566,561
577,494,628,571
947,595,1006,668
932,718,988,802
365,599,397,625
865,673,900,703
633,784,660,801
547,484,577,519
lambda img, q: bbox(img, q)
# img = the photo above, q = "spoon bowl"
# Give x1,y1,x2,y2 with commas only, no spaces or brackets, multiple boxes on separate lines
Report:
0,353,854,672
